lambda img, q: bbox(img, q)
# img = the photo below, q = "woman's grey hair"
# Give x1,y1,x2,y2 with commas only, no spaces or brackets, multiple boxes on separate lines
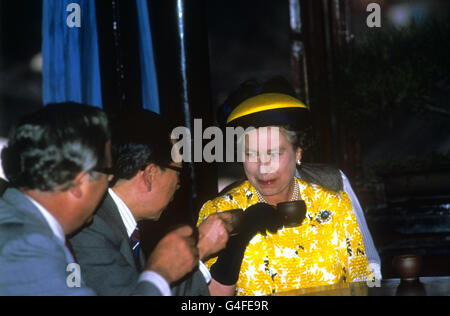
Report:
279,126,313,151
1,103,110,192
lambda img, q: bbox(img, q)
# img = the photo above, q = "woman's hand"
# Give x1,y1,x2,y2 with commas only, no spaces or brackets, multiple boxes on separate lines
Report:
209,203,283,287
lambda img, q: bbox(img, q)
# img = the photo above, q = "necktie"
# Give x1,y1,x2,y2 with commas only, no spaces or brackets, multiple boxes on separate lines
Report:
130,228,141,268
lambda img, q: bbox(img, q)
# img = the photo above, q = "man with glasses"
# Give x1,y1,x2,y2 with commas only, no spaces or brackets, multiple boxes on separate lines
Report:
70,109,232,296
0,104,201,296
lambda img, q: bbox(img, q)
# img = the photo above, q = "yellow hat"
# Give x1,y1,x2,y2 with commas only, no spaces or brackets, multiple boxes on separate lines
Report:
226,93,310,129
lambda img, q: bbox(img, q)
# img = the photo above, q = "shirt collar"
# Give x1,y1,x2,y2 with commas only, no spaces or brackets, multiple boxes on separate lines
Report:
25,195,66,243
108,188,138,237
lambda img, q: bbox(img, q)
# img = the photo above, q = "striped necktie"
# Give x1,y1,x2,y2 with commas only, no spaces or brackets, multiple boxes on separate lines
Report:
130,228,141,267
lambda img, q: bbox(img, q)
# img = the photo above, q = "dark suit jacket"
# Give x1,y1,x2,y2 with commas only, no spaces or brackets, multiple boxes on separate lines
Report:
70,193,210,296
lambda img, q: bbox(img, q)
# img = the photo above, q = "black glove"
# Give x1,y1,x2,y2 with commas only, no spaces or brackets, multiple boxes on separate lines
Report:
210,203,282,285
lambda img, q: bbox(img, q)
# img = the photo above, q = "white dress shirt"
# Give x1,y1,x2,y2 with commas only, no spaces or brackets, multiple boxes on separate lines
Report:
26,195,65,244
108,188,139,237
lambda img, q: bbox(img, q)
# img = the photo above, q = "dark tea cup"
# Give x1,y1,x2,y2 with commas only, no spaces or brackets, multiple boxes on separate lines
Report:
223,208,245,236
392,254,423,282
277,200,307,228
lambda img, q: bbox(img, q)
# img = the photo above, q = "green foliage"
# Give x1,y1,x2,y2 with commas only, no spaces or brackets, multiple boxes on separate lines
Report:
334,18,450,129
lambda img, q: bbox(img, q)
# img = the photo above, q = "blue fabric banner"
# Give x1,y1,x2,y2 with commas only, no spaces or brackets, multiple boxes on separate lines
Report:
42,0,160,112
136,0,160,113
42,0,102,108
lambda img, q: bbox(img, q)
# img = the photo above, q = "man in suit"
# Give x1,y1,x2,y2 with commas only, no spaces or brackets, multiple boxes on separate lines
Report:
0,104,199,296
70,109,232,296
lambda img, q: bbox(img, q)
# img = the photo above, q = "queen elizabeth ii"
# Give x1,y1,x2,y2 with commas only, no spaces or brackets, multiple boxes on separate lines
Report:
197,93,375,296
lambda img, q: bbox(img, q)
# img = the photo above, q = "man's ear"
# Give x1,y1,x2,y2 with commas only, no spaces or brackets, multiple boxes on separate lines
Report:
68,172,87,199
142,163,158,191
296,147,303,163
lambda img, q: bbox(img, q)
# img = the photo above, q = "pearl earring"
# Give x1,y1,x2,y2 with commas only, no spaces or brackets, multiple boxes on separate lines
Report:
297,160,302,166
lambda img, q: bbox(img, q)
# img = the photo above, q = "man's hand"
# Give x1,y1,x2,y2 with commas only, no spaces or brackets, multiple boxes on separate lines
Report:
197,212,232,262
145,225,199,284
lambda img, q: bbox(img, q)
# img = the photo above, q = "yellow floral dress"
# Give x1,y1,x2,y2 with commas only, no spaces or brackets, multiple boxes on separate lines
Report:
197,178,370,296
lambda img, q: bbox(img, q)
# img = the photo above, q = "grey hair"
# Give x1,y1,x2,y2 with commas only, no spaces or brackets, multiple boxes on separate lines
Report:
279,125,313,151
1,103,110,192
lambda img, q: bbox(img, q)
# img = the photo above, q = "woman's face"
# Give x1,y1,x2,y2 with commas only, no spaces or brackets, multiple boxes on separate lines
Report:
243,127,301,199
